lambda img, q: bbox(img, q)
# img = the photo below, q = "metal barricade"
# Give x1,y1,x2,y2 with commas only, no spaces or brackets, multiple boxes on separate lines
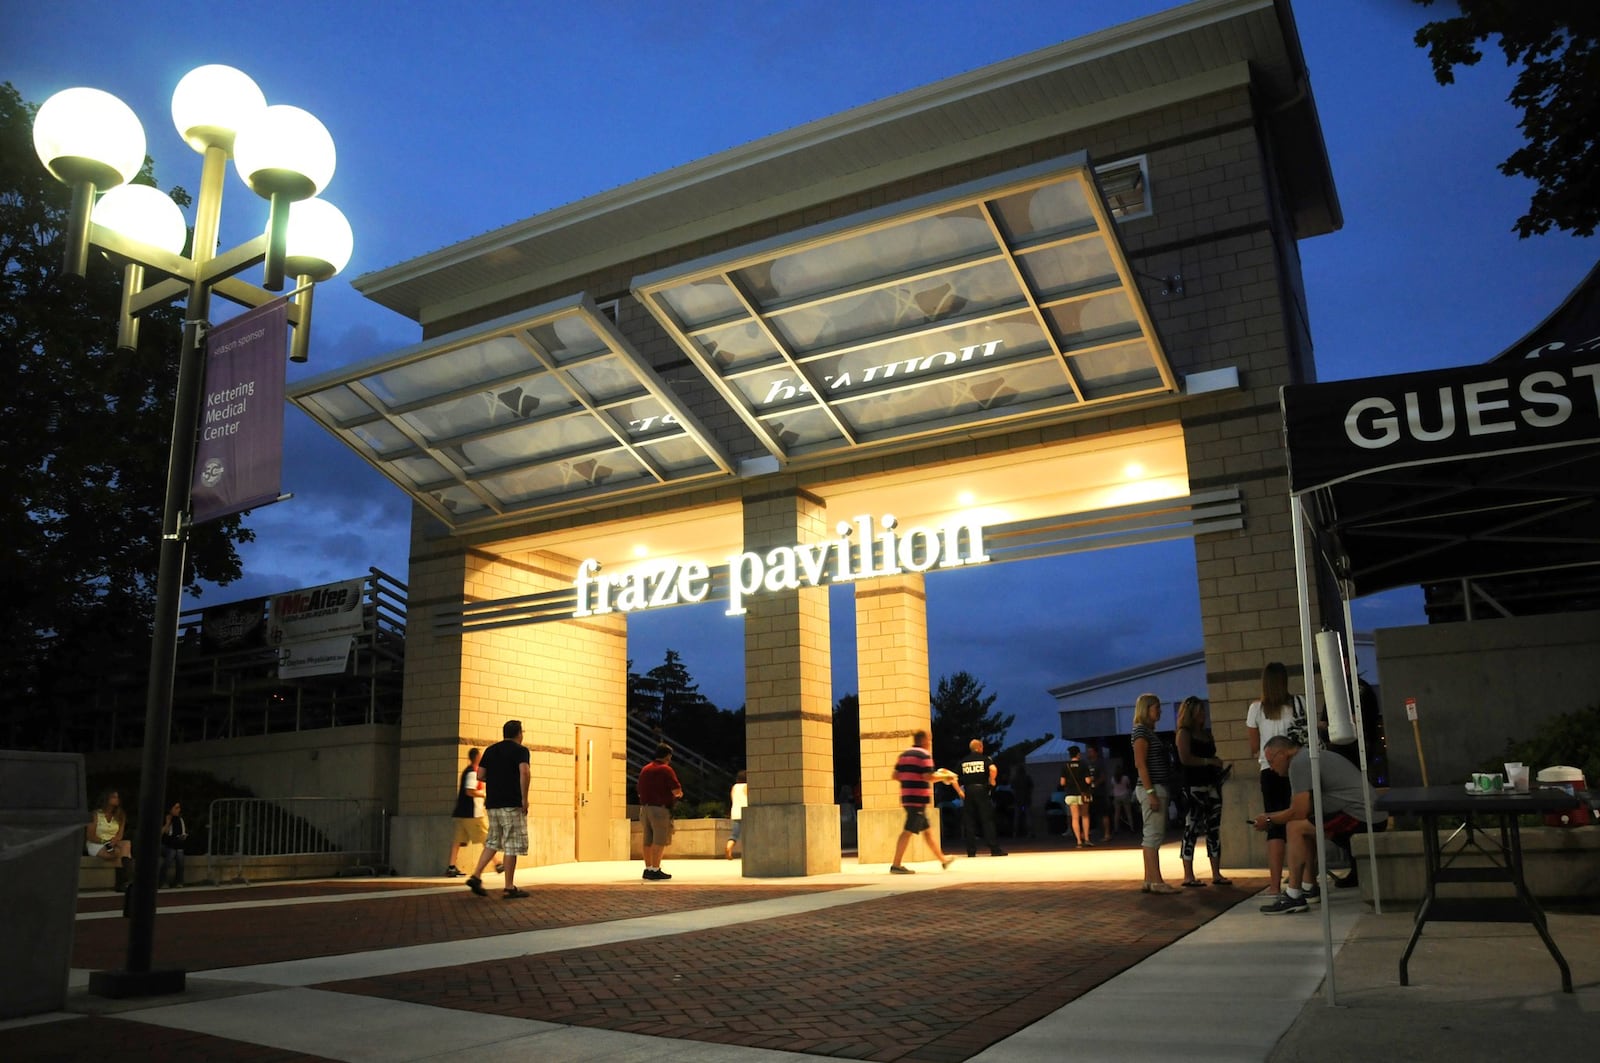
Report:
206,797,389,884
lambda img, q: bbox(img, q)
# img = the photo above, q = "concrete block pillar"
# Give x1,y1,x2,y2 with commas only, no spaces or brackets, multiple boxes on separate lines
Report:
390,506,630,875
740,486,840,876
853,573,935,865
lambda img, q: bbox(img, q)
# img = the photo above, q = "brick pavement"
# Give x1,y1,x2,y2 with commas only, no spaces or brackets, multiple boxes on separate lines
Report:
0,1015,338,1063
321,878,1264,1063
72,882,848,972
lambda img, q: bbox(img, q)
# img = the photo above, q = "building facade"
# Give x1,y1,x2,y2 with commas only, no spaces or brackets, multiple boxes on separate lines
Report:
292,0,1340,875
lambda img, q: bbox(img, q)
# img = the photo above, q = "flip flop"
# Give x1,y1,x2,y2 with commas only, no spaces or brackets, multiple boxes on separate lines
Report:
502,887,529,899
1181,880,1207,888
1211,876,1233,886
1143,882,1180,895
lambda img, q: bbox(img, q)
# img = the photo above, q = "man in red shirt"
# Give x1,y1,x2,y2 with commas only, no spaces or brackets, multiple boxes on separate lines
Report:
637,743,683,881
890,730,955,874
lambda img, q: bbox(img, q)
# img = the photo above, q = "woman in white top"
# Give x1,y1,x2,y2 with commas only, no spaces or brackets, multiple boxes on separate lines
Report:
725,770,748,859
1245,663,1298,900
86,789,133,891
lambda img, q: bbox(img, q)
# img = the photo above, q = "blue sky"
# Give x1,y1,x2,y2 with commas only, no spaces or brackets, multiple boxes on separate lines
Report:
5,1,1594,741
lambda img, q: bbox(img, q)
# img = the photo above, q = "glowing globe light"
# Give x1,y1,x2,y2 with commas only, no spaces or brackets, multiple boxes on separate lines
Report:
93,184,188,255
171,65,265,153
33,87,146,189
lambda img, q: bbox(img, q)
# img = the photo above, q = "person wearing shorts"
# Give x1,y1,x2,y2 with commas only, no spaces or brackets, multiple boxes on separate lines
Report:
465,720,531,899
1252,736,1383,914
889,730,954,873
638,743,683,880
446,747,487,877
725,769,747,860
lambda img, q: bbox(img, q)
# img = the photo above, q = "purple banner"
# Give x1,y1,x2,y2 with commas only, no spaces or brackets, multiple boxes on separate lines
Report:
190,299,288,525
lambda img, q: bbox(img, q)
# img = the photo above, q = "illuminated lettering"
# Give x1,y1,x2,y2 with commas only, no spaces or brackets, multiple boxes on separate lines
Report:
574,513,992,619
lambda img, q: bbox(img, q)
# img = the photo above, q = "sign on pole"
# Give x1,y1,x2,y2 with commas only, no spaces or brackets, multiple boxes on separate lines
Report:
190,298,288,525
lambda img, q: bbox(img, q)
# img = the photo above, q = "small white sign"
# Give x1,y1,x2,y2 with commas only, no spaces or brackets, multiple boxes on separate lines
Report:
1404,697,1418,722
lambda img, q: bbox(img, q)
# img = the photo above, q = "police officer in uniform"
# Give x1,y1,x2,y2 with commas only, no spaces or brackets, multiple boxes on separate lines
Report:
958,738,1007,857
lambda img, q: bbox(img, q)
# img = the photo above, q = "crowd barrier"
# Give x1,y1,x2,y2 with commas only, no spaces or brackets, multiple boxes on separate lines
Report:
206,797,389,884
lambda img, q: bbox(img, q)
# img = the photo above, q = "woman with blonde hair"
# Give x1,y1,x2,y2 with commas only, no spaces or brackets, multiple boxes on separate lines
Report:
86,788,133,892
1175,696,1231,887
1130,693,1177,893
1245,662,1299,902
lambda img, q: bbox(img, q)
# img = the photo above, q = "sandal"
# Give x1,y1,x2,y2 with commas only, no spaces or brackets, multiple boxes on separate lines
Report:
1142,882,1180,895
1181,879,1207,888
502,887,529,899
1211,876,1233,886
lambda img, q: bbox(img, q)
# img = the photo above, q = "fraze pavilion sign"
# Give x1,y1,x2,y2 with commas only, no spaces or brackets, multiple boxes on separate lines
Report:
574,513,991,618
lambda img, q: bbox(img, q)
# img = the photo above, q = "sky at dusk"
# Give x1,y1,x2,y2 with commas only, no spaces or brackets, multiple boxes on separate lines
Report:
5,1,1594,743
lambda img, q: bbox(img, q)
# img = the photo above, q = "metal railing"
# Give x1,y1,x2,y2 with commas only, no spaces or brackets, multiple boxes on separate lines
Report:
206,797,389,884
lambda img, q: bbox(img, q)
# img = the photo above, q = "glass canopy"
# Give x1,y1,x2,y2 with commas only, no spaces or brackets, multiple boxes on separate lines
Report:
288,295,733,529
633,154,1177,460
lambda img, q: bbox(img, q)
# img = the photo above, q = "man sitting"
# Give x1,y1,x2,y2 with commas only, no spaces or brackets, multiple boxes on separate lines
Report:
1250,735,1383,914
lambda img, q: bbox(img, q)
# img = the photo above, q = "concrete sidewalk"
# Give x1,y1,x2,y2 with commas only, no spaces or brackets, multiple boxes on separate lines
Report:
2,843,1594,1062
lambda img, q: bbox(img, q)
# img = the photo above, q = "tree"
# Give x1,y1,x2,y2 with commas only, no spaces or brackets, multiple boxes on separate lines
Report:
831,693,861,793
1412,0,1600,236
0,83,252,747
627,649,745,772
930,671,1013,768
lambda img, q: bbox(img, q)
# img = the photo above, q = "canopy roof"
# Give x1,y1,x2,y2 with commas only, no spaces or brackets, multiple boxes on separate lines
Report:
634,155,1177,462
1281,262,1600,600
289,295,733,527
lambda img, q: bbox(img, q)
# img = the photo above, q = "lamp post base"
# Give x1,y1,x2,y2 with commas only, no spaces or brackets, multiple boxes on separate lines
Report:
87,967,186,999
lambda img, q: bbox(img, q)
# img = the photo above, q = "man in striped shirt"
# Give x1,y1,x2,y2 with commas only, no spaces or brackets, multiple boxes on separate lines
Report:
890,730,955,874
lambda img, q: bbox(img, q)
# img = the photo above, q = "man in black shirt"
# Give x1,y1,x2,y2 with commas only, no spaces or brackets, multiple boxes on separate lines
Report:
958,738,1006,857
466,719,532,899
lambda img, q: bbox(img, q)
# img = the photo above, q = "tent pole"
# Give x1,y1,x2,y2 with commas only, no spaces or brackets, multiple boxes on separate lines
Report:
1292,495,1337,1005
1340,592,1382,916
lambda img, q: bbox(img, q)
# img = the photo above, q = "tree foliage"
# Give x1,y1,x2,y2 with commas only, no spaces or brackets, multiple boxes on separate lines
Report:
831,693,861,791
930,671,1013,768
627,649,744,772
0,83,251,745
1412,0,1600,236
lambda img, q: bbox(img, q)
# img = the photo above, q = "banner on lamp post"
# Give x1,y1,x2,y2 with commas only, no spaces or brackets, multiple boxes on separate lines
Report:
190,298,288,525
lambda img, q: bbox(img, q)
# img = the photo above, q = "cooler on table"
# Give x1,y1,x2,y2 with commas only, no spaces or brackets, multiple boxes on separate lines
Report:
1535,766,1590,827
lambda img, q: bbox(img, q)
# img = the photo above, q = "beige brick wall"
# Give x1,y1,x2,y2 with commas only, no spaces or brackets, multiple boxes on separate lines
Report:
741,486,834,808
854,574,930,811
399,508,628,865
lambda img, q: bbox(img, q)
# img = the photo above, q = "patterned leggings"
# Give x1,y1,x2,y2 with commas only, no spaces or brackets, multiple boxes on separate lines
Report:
1181,784,1221,863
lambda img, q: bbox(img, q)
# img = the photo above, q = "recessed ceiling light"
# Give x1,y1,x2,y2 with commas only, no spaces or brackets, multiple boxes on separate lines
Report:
632,544,649,558
1123,462,1145,479
957,490,976,506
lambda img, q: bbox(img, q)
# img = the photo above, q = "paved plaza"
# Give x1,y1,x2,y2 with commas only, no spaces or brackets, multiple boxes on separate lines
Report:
3,840,1595,1062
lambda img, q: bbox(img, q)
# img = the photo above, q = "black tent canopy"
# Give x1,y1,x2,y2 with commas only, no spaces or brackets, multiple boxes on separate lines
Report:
1276,261,1600,1004
1284,262,1600,600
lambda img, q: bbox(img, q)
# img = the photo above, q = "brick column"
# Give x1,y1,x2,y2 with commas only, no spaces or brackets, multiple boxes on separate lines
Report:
1188,424,1319,872
390,507,629,875
853,573,937,864
740,486,840,876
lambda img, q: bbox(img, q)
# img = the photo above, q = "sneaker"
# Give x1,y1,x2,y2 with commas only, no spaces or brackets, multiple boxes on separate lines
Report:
465,876,487,897
990,849,1009,856
1333,872,1360,890
654,869,672,880
1260,893,1309,915
1301,884,1322,905
445,866,462,878
889,865,915,875
494,863,504,874
643,869,660,880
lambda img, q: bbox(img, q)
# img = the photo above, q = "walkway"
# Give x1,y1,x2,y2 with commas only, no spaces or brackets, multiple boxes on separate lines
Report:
3,840,1594,1061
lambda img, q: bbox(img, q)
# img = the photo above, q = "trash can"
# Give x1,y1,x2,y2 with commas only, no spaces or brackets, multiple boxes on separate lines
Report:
0,749,88,1019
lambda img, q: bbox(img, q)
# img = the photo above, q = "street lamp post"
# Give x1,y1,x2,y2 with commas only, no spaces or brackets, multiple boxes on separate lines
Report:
33,66,353,998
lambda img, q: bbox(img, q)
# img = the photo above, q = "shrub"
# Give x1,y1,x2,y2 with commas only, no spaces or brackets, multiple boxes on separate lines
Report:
1491,701,1600,785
